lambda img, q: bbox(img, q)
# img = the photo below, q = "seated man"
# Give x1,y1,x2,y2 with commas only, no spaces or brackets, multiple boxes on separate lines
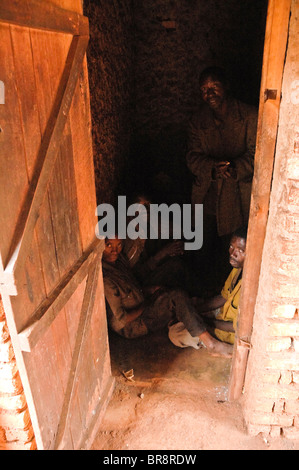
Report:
125,237,186,289
123,192,187,291
102,235,233,357
195,226,247,344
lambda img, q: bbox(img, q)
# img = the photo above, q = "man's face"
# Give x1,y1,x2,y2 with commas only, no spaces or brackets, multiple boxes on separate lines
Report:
200,77,227,110
229,236,246,269
103,237,123,264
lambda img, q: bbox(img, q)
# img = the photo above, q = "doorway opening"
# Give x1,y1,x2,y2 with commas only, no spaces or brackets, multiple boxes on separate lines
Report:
84,0,274,450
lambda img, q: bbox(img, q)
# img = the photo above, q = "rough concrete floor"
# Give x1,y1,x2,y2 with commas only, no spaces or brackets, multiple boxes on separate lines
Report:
91,329,299,451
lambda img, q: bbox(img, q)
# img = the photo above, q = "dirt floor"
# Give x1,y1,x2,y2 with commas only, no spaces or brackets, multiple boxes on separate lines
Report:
91,329,299,451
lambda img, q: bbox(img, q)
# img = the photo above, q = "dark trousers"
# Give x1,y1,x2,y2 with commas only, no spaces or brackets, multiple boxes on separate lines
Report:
143,288,206,337
188,213,232,296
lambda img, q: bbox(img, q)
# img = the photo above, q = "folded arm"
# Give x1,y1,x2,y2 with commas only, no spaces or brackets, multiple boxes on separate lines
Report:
104,279,145,328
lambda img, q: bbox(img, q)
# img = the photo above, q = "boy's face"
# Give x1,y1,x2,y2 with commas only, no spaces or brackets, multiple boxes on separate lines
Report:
103,237,123,264
229,236,246,269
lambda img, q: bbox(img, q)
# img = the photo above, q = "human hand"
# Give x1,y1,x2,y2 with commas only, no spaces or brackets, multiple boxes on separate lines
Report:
155,240,184,262
215,161,231,179
143,285,161,296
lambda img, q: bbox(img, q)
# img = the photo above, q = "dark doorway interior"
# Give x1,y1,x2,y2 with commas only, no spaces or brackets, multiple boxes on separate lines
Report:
129,0,268,205
83,2,269,449
84,0,268,206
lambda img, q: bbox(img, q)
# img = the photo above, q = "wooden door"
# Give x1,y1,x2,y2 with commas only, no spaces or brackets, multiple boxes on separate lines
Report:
0,1,114,449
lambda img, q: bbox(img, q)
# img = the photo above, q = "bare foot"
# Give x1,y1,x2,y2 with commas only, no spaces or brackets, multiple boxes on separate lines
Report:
199,331,233,358
206,341,233,358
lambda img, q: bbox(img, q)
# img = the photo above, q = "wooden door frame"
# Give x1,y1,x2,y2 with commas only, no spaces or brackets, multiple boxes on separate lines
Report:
228,0,292,400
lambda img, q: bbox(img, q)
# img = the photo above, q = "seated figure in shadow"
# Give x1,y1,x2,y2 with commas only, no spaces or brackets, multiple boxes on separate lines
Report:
193,226,247,345
102,234,233,358
123,192,191,292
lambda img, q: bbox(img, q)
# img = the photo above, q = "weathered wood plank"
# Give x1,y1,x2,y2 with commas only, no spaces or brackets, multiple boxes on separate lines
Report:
5,33,89,281
69,56,98,251
22,315,66,450
45,31,82,278
8,26,48,328
72,265,112,449
48,122,82,278
29,29,70,295
0,23,29,275
80,375,115,450
54,252,102,449
50,0,83,15
0,0,88,35
18,239,103,352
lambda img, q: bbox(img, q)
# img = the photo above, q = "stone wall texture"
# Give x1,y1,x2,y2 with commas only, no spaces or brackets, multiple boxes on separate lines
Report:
129,0,267,202
85,0,267,204
84,0,134,205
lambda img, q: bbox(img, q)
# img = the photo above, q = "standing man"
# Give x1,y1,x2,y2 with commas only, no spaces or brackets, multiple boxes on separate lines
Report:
186,66,257,293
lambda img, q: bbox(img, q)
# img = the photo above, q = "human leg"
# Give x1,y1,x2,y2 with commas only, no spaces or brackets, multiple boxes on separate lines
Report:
198,331,233,357
167,289,233,357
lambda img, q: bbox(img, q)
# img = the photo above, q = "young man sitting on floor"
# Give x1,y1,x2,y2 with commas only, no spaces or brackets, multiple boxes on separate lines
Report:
102,235,233,358
194,226,247,345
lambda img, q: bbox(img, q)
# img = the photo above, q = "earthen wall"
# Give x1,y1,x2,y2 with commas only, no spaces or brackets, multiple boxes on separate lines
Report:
84,0,134,205
85,0,267,204
129,0,267,201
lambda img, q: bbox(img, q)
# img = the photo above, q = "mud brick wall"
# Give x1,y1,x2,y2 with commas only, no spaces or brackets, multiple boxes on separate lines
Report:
133,0,266,132
84,0,267,204
129,0,267,203
84,0,134,205
0,297,36,450
242,0,299,439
